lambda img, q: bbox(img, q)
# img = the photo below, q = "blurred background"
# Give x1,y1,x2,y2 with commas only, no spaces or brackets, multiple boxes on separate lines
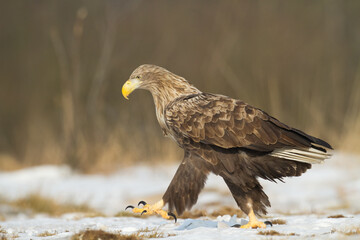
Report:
1,0,359,173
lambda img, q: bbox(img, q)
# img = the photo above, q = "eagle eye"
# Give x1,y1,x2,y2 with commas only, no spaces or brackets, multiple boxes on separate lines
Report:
135,75,141,79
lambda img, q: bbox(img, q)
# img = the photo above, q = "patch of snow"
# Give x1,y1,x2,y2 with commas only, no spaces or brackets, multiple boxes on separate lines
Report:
0,152,360,239
2,215,360,240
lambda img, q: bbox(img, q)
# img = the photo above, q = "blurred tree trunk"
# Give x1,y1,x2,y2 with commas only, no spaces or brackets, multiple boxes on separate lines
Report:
50,2,140,170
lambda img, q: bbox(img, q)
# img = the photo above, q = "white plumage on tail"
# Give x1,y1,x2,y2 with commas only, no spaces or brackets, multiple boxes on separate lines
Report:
270,147,331,164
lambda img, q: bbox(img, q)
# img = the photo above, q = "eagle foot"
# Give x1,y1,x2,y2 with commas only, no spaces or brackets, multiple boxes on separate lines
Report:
240,208,268,229
240,219,267,229
125,200,177,223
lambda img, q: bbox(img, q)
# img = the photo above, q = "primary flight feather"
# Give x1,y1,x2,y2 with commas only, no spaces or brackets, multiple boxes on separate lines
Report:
122,64,332,228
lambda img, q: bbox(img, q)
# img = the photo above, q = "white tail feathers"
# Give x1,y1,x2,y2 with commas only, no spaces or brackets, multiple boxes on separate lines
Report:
269,147,331,164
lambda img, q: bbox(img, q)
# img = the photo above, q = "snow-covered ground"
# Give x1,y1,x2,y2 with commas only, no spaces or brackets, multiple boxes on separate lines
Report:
0,152,359,239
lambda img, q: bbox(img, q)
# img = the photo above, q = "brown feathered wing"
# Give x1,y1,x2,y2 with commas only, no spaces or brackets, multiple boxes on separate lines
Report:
165,93,331,161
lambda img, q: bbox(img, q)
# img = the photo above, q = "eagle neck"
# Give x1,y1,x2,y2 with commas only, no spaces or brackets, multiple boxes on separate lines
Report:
150,80,200,135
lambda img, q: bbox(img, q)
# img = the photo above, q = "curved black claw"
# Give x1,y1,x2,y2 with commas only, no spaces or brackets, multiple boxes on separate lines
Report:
125,205,134,210
167,212,177,223
138,201,147,207
264,221,273,227
141,210,147,215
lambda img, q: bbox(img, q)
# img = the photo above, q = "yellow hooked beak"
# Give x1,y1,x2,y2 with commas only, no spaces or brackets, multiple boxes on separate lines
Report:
122,79,140,100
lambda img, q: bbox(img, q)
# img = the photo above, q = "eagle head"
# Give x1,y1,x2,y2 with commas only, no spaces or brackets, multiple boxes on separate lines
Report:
122,64,200,100
122,64,201,132
122,64,169,99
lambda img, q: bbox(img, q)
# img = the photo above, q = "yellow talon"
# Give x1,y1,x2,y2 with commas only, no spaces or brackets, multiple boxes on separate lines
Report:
126,200,177,222
240,209,266,229
240,220,267,229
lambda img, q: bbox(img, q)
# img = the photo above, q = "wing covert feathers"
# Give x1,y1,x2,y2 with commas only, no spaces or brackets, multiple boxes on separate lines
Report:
165,93,332,165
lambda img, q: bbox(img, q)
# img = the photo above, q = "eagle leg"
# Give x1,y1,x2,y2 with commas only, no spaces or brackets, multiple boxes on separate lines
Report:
125,200,177,223
240,208,267,229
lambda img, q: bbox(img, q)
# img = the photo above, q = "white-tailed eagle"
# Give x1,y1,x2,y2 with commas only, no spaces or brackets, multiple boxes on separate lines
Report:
122,64,332,228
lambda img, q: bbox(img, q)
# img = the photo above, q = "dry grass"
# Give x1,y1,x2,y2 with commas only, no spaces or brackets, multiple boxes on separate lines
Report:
139,231,164,239
137,228,175,239
258,230,298,236
0,228,6,240
332,227,360,236
269,219,287,225
71,228,175,240
114,211,149,219
0,228,17,240
179,210,208,219
37,231,57,237
328,214,347,218
71,230,138,240
12,194,102,217
343,228,360,235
